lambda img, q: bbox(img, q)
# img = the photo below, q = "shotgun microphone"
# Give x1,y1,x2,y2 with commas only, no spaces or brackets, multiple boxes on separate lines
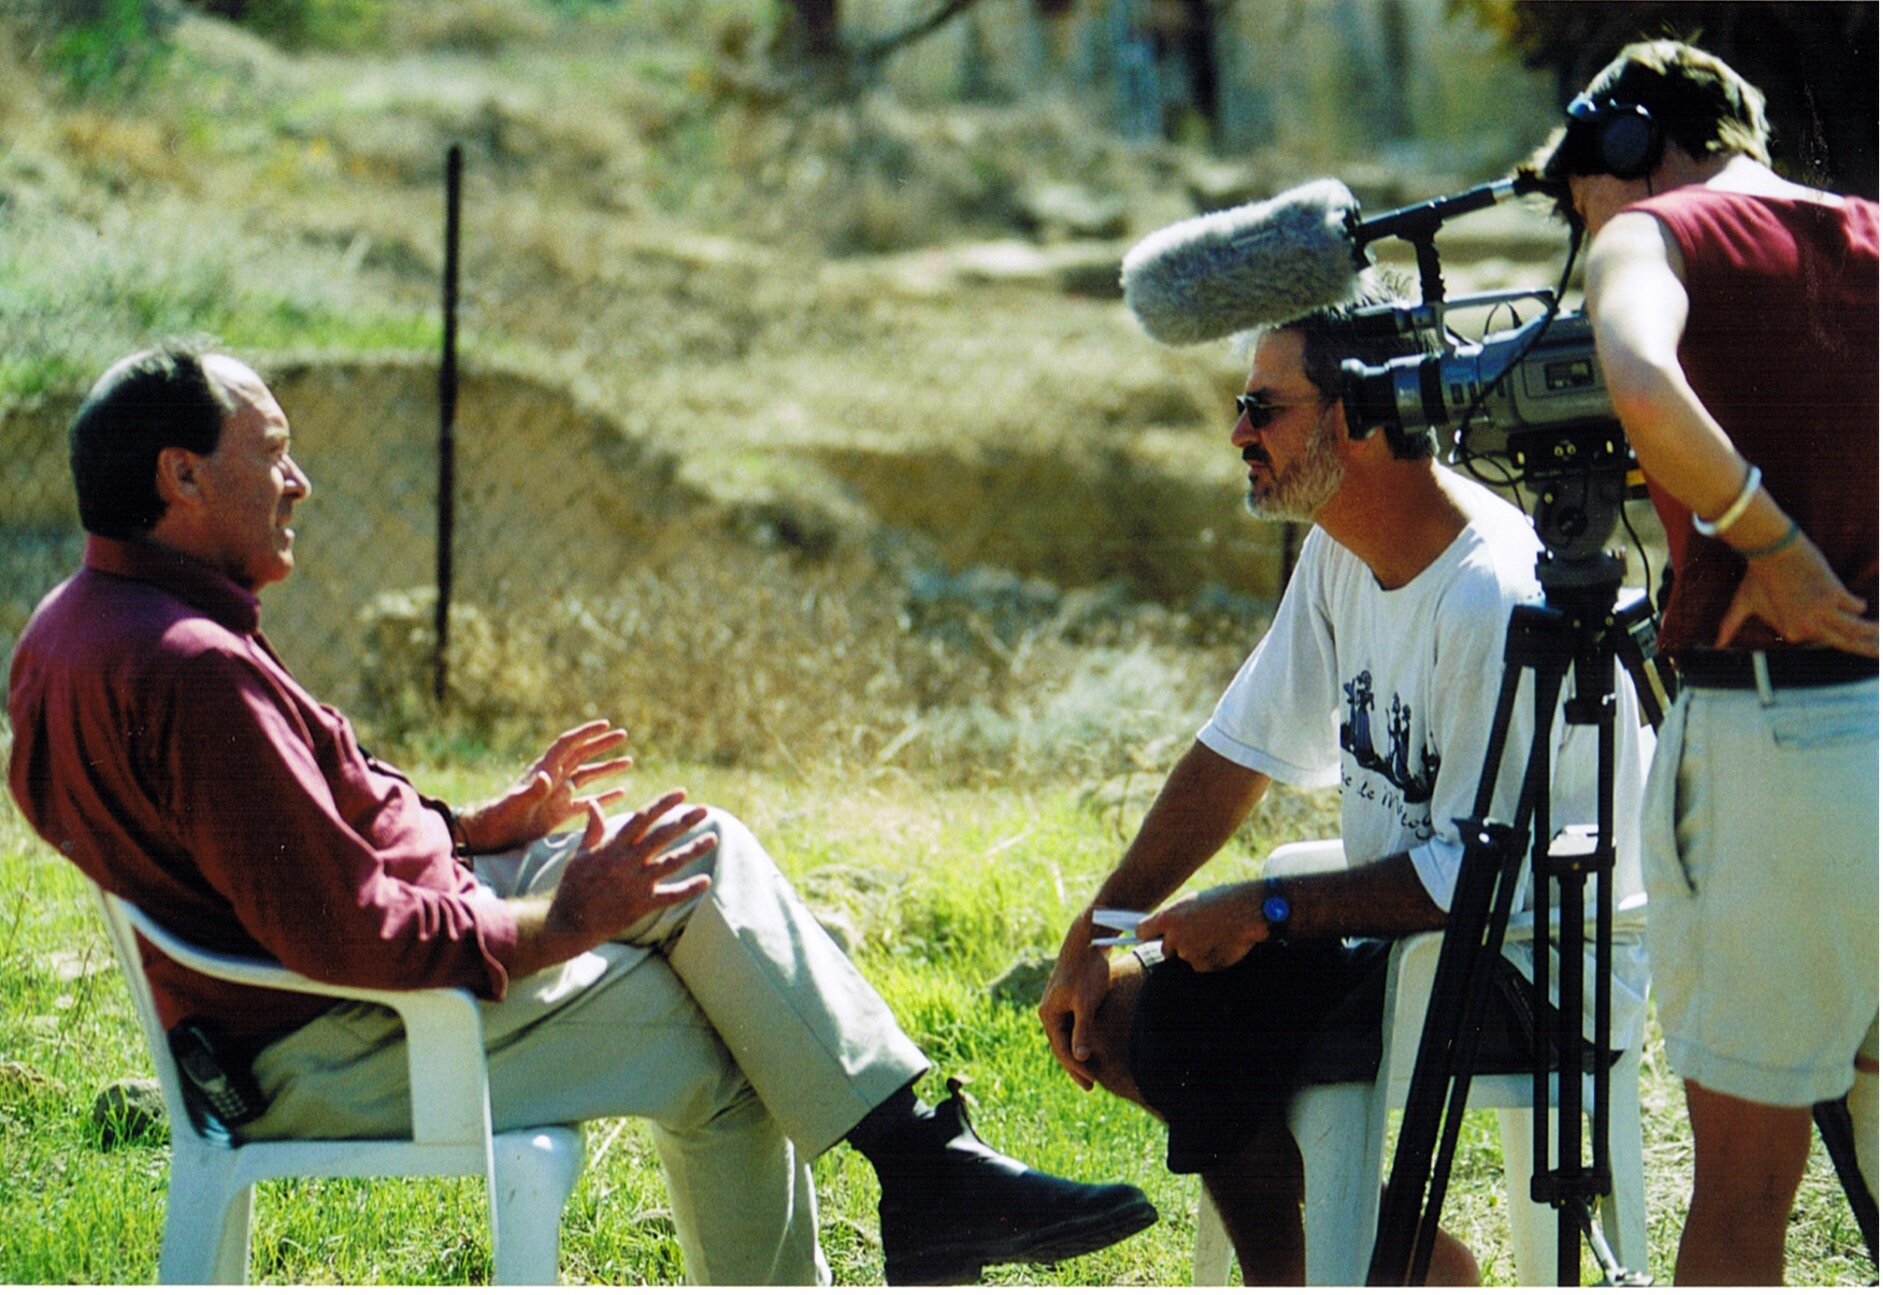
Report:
1122,174,1546,345
1120,177,1367,345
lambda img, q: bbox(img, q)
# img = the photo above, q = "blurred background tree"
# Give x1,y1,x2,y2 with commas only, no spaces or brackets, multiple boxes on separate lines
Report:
1454,0,1877,196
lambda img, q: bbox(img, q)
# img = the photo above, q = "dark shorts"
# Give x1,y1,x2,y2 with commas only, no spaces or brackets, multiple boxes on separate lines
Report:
1126,938,1574,1175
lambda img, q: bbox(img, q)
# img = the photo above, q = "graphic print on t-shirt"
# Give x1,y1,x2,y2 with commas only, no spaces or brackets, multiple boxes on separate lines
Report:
1340,668,1439,807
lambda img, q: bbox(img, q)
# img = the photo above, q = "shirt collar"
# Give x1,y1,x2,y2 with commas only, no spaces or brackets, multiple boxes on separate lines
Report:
83,535,262,635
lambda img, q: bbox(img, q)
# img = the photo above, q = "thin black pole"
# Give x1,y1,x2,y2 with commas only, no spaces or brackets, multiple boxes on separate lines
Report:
435,143,462,707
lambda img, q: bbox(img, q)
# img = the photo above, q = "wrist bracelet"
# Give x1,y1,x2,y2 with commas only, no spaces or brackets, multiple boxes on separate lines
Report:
1692,462,1761,537
1731,518,1802,560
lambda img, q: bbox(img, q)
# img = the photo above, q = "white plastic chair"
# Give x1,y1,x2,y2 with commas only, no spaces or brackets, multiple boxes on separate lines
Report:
89,882,585,1284
1191,841,1646,1286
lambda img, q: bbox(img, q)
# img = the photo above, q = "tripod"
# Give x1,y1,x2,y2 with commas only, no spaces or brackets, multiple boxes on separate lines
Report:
1369,444,1654,1286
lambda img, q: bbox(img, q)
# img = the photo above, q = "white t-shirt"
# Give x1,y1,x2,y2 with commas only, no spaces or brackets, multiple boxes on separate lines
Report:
1198,476,1650,1049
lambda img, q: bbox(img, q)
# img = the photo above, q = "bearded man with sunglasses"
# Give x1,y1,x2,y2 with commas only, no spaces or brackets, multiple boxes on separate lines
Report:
1037,281,1652,1284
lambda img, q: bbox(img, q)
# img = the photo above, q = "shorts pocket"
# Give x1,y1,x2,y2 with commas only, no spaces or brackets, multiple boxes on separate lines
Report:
1772,713,1875,751
1639,696,1697,897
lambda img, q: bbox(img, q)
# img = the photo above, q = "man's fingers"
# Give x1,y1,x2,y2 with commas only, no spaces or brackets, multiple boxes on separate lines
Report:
581,800,606,850
541,722,627,780
620,789,691,841
544,719,612,763
1828,612,1881,657
646,873,713,910
572,755,634,787
568,730,629,769
1046,1015,1096,1091
632,806,710,860
647,832,717,876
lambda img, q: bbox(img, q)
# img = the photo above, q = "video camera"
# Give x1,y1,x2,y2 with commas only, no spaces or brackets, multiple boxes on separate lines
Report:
1330,183,1634,562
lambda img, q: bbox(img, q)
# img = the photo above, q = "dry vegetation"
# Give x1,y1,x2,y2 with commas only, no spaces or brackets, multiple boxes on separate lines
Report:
0,0,1597,781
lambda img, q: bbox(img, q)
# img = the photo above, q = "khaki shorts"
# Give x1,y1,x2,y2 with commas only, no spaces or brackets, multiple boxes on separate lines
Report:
1641,677,1878,1106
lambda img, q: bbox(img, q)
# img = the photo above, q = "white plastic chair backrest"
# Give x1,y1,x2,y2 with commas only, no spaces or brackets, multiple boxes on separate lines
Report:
89,882,493,1149
91,884,205,1147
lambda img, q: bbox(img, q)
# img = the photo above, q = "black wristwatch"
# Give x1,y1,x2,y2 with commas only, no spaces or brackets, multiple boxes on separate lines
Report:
1260,879,1292,942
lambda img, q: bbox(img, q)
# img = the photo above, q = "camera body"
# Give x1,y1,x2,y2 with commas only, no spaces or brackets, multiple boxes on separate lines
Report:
1334,288,1633,561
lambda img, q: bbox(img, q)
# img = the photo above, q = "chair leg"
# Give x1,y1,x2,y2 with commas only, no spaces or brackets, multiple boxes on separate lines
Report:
1193,1191,1235,1286
159,1152,253,1284
1602,1057,1649,1275
1496,1105,1562,1287
490,1129,583,1285
1295,1084,1378,1287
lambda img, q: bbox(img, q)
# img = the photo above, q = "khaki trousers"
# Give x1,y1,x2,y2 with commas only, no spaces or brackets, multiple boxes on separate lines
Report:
246,806,929,1284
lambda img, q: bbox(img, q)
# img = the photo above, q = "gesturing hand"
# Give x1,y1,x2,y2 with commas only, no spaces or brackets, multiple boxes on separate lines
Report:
1137,883,1269,973
461,719,635,854
541,790,716,957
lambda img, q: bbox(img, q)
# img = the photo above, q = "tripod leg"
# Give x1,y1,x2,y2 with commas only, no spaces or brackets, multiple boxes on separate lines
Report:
1814,1094,1880,1265
1374,607,1571,1284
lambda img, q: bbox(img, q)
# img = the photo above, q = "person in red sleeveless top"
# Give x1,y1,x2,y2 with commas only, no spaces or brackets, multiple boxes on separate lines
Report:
1531,41,1878,1284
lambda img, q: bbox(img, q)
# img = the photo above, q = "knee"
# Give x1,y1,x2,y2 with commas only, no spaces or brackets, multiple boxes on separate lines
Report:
1086,968,1152,1108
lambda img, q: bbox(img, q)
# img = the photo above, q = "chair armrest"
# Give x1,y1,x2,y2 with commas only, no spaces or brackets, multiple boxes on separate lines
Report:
118,898,494,1146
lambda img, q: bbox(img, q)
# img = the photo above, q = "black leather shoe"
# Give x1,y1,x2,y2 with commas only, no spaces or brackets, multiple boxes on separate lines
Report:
876,1078,1157,1285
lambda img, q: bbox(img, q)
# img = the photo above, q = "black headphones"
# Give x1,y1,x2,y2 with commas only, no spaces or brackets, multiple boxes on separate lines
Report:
1565,93,1665,180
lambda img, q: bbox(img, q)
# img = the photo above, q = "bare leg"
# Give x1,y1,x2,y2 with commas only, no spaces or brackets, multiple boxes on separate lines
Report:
1674,1080,1813,1286
1415,1210,1482,1286
1204,1127,1308,1284
1083,959,1474,1285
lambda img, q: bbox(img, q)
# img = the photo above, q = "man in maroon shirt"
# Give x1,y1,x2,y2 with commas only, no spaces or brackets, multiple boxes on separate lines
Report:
8,346,1155,1284
1530,41,1878,1285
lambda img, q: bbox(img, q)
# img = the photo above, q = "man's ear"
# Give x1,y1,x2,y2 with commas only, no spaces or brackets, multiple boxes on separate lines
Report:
154,446,202,508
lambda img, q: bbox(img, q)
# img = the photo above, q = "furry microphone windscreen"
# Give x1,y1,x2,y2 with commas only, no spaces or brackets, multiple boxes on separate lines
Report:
1120,178,1365,345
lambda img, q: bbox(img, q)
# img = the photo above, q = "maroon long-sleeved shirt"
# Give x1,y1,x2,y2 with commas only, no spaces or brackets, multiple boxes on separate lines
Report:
8,537,517,1047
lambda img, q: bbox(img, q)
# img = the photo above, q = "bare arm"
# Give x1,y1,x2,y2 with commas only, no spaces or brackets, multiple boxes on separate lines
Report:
1038,740,1269,1088
1137,851,1445,972
1586,212,1875,654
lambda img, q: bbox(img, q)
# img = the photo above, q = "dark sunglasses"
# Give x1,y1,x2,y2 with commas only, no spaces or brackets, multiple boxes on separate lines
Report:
1234,393,1329,429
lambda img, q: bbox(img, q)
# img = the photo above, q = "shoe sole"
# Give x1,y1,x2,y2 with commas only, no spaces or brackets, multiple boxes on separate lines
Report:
885,1196,1159,1285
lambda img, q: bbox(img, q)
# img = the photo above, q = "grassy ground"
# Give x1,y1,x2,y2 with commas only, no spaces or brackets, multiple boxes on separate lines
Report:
0,757,1872,1286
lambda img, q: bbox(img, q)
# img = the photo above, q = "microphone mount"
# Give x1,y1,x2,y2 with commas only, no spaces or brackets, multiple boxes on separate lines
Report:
1344,174,1548,305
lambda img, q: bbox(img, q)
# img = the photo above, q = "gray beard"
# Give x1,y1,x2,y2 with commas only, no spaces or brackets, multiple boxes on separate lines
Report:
1244,426,1343,523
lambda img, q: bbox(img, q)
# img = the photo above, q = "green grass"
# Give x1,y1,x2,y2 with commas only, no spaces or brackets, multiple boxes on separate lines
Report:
0,760,1872,1285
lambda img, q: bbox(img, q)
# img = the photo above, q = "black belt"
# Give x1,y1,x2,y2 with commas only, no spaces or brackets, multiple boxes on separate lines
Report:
1674,648,1878,691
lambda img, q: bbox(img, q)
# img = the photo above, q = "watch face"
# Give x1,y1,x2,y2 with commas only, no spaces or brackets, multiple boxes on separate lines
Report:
1263,894,1291,924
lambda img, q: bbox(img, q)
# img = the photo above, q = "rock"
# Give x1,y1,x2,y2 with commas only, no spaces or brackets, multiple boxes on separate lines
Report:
987,954,1055,1008
1017,183,1129,241
0,1059,54,1102
92,1078,169,1150
1179,156,1265,211
1048,243,1128,299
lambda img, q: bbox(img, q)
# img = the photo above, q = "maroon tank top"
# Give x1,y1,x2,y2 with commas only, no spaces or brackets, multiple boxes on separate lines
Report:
1623,187,1878,651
